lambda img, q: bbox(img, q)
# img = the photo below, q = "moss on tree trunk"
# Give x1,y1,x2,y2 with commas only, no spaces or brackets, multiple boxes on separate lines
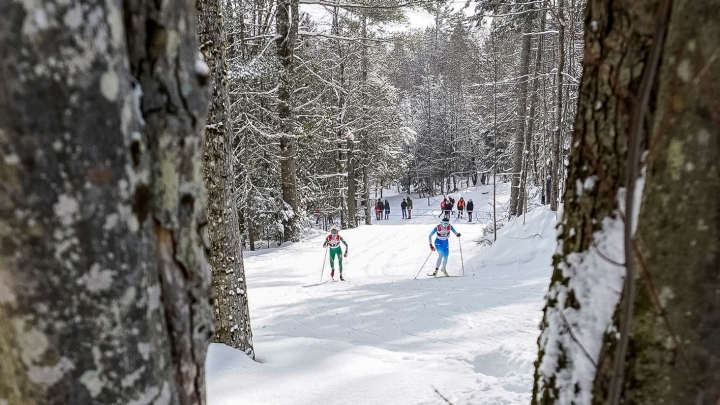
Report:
0,0,212,402
597,1,720,403
533,0,663,403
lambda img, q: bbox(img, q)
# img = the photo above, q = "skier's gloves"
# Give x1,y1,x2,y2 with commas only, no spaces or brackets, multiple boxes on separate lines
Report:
430,245,436,251
456,233,462,237
344,252,348,258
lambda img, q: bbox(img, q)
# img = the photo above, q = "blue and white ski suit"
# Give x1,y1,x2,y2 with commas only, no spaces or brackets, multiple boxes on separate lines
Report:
429,223,458,269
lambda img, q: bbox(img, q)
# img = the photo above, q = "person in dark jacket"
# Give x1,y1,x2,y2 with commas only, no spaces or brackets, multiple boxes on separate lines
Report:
384,199,390,219
406,196,413,219
466,199,475,222
375,199,383,220
401,199,408,219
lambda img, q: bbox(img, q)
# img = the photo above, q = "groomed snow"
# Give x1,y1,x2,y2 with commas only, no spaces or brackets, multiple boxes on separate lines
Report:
207,184,557,405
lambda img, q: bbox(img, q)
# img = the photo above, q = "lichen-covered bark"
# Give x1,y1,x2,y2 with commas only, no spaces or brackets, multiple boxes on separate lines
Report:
0,0,212,402
197,0,255,356
532,0,661,403
276,0,301,242
612,1,720,403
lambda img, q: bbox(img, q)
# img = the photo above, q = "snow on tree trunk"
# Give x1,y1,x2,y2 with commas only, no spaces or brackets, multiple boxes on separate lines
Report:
276,0,300,241
347,136,358,228
363,166,372,225
550,0,565,212
532,0,667,403
197,0,255,356
520,10,546,216
593,1,720,403
0,0,212,402
509,14,532,217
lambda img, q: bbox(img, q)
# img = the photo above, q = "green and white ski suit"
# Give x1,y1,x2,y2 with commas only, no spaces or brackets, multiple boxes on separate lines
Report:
323,234,348,273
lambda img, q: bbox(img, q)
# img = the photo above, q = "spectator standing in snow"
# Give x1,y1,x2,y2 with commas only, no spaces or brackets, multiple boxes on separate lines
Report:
384,199,390,220
375,199,383,221
439,199,447,218
401,198,408,219
406,196,413,219
466,199,474,222
457,197,465,219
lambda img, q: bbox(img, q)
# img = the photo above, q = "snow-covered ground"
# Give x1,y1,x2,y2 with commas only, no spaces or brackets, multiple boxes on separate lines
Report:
207,184,557,405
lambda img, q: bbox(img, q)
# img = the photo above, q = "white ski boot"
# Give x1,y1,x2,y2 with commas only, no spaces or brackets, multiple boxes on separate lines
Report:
441,267,449,277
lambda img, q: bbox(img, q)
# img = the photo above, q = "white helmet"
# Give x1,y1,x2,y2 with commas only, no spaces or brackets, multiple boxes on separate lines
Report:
330,225,340,234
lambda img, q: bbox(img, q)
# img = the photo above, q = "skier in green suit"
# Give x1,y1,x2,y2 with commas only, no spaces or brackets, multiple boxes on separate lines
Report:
323,225,349,281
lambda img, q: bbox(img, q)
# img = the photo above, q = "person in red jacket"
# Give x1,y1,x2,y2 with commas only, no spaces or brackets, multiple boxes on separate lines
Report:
457,197,466,219
439,198,448,218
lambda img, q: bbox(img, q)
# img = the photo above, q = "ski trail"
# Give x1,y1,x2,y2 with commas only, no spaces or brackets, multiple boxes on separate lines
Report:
207,185,553,405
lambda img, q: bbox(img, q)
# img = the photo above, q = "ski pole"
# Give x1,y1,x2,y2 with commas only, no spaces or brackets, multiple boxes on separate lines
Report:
319,247,328,282
459,238,465,276
414,251,433,280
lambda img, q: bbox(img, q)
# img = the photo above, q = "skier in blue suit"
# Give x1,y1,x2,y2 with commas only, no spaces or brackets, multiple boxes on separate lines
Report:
428,217,461,276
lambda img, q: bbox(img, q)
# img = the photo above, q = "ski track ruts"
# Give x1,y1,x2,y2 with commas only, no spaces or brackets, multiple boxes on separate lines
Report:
227,188,546,405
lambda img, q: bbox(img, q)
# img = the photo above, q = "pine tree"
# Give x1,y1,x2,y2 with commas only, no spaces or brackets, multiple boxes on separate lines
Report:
198,0,255,356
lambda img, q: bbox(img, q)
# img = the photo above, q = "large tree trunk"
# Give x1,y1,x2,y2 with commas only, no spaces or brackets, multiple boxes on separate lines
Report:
509,12,533,217
550,0,565,212
346,16,367,230
363,165,372,224
532,0,675,403
276,0,300,241
593,1,720,403
347,136,358,228
198,0,254,355
518,11,546,216
0,0,212,402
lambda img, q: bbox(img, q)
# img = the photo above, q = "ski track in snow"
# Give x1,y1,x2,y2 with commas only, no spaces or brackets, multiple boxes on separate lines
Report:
207,184,557,405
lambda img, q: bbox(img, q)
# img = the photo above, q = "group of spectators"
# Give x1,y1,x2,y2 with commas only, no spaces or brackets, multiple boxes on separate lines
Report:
440,196,475,222
375,196,414,220
375,199,390,220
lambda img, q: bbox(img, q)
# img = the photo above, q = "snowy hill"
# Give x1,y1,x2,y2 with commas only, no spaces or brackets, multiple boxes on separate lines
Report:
207,185,557,405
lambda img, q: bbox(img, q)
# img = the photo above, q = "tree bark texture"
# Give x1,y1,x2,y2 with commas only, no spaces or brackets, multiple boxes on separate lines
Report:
347,137,358,228
532,0,663,403
509,14,532,217
550,0,565,212
197,0,255,356
276,0,300,241
518,12,546,216
0,0,212,402
593,1,720,403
